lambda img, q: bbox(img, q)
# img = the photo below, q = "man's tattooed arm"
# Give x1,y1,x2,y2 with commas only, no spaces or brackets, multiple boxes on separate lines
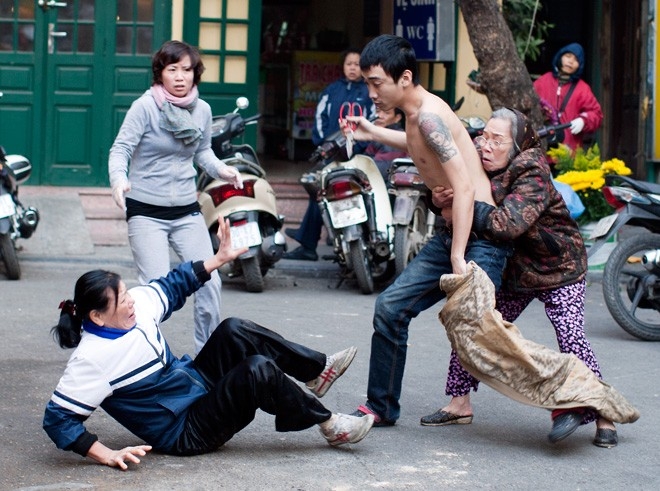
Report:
419,112,458,164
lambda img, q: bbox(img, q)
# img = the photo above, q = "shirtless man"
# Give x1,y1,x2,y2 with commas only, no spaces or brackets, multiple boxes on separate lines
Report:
343,35,511,427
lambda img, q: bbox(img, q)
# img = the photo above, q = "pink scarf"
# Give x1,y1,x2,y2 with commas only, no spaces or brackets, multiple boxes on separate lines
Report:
151,83,199,109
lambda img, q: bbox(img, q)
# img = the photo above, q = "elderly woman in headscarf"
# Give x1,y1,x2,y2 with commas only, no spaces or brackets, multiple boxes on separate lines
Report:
422,108,618,449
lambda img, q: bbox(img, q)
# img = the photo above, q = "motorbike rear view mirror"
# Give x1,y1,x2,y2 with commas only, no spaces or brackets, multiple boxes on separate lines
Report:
236,97,249,111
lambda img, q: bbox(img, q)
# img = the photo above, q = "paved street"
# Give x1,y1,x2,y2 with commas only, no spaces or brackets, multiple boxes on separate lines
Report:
1,188,659,490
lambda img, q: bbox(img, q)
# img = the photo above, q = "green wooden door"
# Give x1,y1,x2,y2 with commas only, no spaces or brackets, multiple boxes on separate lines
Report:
0,0,39,178
0,0,169,186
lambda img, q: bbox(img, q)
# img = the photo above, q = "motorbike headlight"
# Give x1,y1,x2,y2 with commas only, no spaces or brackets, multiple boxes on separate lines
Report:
211,117,229,137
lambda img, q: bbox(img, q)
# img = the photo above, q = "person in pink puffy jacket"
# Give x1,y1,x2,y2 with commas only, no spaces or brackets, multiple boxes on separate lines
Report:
533,42,603,150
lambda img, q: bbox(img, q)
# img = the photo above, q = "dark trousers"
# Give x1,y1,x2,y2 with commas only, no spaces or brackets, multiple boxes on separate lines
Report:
171,317,331,455
294,195,324,250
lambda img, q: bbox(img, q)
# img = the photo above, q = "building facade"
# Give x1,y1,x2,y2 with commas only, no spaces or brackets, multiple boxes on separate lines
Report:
0,0,657,185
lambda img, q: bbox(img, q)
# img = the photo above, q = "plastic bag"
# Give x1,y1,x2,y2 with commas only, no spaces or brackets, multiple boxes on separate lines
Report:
552,178,585,219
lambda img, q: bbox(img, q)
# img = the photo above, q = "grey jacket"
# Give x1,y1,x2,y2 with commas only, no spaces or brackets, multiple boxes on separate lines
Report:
108,90,225,207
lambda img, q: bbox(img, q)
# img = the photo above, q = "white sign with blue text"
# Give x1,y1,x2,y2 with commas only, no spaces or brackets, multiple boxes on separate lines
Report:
393,0,455,62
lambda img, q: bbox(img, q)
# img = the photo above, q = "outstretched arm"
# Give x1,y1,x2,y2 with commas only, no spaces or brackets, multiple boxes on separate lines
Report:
342,116,408,150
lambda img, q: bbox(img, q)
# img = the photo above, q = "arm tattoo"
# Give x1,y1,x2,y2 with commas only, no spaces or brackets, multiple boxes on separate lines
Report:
419,112,458,164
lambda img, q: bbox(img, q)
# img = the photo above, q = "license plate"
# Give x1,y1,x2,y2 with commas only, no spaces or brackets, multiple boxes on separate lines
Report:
589,213,618,239
0,194,15,219
327,196,367,228
393,197,414,222
230,221,262,249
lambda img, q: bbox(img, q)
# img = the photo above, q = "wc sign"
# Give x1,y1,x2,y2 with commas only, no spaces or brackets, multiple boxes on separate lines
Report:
393,0,455,62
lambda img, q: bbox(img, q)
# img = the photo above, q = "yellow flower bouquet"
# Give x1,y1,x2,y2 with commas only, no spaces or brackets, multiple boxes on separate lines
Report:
551,143,632,224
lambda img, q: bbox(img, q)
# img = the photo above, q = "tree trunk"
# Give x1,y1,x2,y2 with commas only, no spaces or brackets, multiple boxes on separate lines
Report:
457,0,544,128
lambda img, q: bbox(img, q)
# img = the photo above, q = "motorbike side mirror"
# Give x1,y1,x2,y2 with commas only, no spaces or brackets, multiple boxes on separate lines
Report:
236,97,249,110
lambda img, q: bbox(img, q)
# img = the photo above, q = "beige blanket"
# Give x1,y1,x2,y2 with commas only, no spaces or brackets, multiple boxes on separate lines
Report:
438,262,639,424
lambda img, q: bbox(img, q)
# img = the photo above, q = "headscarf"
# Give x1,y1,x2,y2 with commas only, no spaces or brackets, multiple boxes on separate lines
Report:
150,84,202,145
507,107,540,155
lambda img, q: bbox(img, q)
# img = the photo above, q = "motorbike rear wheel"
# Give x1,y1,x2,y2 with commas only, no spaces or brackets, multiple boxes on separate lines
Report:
242,255,265,293
394,201,428,278
0,233,20,280
602,233,660,340
349,238,374,294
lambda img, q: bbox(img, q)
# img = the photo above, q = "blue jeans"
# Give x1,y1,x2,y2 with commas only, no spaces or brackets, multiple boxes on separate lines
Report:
365,230,511,423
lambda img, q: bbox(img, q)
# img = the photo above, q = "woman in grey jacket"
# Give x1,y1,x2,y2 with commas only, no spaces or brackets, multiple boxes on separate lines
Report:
108,40,239,354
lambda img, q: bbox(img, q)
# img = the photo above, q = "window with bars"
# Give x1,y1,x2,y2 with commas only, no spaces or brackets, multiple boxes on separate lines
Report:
198,0,249,84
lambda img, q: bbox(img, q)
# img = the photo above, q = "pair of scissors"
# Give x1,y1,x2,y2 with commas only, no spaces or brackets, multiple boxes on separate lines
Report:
339,102,363,157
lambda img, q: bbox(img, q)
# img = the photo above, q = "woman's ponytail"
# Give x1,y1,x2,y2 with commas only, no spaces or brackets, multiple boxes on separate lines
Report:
49,270,121,349
51,300,82,348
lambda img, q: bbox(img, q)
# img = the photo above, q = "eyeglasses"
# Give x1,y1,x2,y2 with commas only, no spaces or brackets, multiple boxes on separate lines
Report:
474,135,513,150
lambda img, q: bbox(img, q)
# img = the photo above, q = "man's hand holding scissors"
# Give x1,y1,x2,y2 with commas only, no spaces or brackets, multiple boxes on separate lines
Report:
339,102,363,157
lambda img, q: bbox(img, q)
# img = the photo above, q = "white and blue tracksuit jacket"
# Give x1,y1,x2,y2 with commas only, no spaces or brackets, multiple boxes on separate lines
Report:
43,261,212,454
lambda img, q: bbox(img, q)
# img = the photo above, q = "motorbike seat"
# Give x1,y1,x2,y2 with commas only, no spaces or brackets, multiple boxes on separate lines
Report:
606,174,660,194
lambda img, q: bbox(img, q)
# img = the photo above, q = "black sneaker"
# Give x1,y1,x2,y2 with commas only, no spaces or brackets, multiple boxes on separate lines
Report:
282,246,318,261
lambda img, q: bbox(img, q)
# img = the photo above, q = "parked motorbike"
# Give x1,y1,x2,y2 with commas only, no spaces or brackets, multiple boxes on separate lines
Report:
307,131,394,294
387,157,436,277
197,97,286,293
0,145,39,280
588,174,660,340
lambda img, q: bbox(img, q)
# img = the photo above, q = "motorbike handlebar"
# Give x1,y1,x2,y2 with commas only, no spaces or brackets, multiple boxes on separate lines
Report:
537,122,571,139
243,113,261,125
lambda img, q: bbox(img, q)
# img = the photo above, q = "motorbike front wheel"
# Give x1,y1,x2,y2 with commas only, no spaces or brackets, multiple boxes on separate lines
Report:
394,200,428,277
349,238,374,294
602,233,660,340
0,233,20,280
241,255,265,293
